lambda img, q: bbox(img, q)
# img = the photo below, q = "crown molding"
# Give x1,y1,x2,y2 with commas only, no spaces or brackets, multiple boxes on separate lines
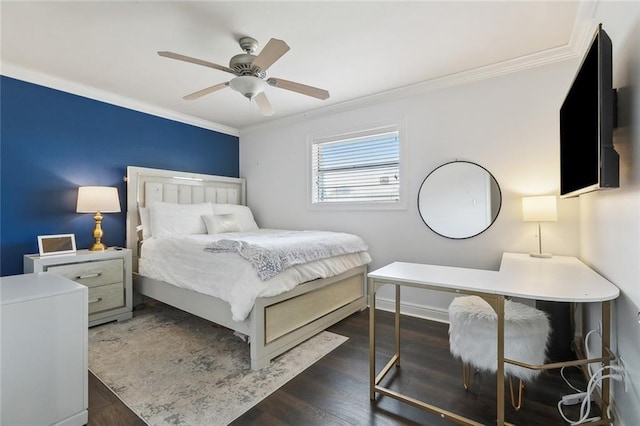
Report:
2,1,599,140
241,40,577,137
241,1,600,137
0,63,239,137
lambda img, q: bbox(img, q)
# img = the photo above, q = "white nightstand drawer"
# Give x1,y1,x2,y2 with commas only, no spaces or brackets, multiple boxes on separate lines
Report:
24,249,133,327
47,259,123,288
88,283,124,314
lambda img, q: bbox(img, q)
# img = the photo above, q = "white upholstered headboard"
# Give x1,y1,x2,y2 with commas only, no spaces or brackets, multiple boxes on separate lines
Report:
126,166,246,270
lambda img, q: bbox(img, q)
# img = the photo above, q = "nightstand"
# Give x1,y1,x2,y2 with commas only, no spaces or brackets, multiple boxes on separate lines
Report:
24,248,133,327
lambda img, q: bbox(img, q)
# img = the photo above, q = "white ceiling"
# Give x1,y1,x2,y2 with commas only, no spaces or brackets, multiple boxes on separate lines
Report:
1,1,592,134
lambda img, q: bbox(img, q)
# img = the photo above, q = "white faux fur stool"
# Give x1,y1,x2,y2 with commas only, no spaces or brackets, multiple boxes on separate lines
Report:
448,295,550,410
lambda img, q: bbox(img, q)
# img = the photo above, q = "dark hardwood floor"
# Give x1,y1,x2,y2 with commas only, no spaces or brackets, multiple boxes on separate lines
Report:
89,309,592,425
88,372,146,425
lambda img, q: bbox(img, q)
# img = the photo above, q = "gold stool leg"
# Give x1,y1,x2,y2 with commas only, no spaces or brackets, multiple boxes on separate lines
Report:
509,377,524,411
462,363,470,390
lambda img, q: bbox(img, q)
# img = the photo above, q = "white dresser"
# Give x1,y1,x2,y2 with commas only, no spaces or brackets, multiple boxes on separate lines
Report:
24,248,133,327
1,272,88,426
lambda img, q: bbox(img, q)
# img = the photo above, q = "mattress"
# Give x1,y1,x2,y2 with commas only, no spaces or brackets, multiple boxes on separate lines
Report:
138,229,371,321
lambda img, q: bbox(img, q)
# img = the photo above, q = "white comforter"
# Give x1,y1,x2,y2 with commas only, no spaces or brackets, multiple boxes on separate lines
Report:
138,229,371,322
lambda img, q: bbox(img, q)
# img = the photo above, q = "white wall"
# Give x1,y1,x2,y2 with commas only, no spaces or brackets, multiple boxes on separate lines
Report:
579,4,640,425
240,6,639,425
240,59,580,320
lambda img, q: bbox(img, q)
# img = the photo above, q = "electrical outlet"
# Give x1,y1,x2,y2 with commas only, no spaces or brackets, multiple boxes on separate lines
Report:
618,357,628,393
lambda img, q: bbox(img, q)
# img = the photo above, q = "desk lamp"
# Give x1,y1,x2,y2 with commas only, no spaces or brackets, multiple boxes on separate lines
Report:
522,195,557,258
76,186,121,251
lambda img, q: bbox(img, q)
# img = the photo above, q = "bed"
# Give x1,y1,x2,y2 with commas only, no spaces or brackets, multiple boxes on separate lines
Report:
125,166,370,369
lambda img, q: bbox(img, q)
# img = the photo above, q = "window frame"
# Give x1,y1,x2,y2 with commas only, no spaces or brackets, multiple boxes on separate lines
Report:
306,118,408,211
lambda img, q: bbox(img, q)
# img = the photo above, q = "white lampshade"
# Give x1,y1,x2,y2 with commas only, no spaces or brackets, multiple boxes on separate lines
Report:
76,186,121,213
522,195,557,222
229,76,267,99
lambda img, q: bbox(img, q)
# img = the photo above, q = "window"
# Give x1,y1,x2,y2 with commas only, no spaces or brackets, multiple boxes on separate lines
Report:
311,124,401,206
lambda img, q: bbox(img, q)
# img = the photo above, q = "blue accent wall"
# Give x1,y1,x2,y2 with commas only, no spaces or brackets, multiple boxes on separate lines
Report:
0,76,239,276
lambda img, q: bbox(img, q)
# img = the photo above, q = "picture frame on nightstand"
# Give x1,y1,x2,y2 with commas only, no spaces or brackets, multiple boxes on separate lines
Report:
37,234,77,256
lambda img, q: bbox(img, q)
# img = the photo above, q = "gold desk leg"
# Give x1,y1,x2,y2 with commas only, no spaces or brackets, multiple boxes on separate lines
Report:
601,300,612,422
496,296,505,426
395,284,401,367
369,278,376,400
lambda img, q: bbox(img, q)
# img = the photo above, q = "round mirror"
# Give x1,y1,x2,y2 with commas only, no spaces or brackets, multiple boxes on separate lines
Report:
418,161,502,239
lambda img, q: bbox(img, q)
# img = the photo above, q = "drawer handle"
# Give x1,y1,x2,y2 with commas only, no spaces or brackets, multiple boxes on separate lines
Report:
89,297,103,304
77,272,102,279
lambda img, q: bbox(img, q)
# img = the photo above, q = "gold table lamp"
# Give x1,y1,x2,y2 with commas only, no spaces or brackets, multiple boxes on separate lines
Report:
76,186,121,251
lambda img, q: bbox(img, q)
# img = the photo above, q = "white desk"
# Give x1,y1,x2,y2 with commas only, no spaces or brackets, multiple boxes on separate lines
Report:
368,253,619,426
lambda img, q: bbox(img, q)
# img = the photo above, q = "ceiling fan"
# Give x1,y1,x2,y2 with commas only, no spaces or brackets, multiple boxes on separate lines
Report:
158,37,330,116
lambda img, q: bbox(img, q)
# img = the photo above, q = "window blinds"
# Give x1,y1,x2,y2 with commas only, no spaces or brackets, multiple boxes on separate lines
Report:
312,130,400,203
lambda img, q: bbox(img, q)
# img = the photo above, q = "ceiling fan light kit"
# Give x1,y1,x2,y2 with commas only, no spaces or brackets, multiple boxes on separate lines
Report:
229,76,267,99
159,36,329,116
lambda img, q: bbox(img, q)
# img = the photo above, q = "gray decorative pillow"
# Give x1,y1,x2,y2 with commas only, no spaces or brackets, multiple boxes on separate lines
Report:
211,204,259,231
202,213,242,234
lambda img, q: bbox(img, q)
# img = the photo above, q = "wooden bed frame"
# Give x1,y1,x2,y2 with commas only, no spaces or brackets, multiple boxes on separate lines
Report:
125,166,367,369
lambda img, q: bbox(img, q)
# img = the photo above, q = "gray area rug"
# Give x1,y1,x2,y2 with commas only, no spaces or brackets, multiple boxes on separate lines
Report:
88,301,348,425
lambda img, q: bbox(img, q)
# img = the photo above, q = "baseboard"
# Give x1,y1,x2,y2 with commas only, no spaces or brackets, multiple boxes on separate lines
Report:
610,402,624,426
373,297,449,324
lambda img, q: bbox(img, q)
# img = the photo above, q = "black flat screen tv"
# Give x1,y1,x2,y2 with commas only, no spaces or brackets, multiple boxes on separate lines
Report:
560,24,618,198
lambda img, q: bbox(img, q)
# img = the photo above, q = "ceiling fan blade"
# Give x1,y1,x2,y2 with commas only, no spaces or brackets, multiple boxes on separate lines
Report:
267,78,330,100
183,82,229,100
253,92,274,116
251,39,290,72
158,51,235,75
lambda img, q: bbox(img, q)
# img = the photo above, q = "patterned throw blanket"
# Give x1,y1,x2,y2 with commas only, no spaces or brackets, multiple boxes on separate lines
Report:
204,230,368,280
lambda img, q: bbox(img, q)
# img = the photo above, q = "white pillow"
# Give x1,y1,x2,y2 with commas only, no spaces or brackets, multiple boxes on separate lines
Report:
202,213,242,234
211,204,258,231
139,207,151,240
149,202,213,238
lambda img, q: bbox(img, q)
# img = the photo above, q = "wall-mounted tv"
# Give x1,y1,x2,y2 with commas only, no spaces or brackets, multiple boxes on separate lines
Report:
560,24,618,198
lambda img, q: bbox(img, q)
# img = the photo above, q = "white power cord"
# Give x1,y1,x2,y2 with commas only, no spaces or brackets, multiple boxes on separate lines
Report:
583,328,599,379
557,364,625,425
560,365,585,393
568,328,599,406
